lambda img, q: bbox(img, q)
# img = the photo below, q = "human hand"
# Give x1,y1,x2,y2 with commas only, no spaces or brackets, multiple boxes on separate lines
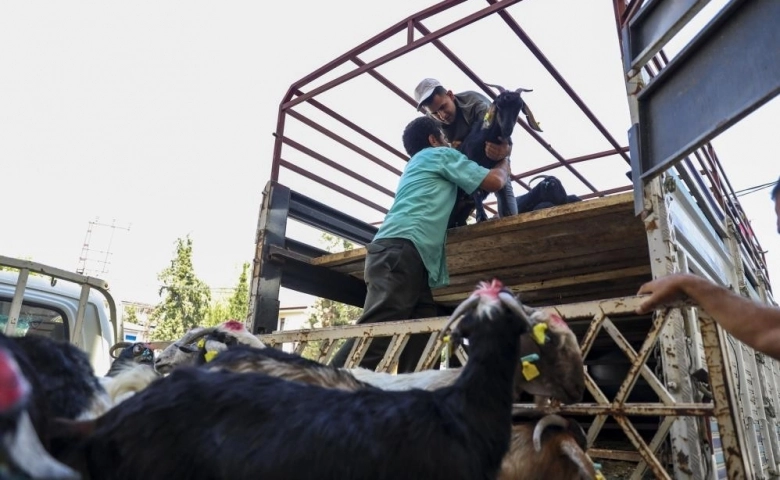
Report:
635,274,694,314
485,139,511,161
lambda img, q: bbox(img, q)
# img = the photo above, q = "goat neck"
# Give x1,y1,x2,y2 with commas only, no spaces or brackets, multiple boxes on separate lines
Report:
439,280,533,466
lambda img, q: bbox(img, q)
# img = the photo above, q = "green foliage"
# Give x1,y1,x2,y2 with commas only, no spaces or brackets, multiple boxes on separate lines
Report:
227,262,250,321
202,262,251,329
150,236,212,341
203,300,229,328
123,305,140,325
302,234,362,360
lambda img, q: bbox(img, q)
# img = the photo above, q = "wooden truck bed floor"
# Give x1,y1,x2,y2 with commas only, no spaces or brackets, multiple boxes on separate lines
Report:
312,192,651,308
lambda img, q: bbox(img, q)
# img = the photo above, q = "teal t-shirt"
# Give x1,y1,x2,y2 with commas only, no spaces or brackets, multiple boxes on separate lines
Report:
374,146,490,288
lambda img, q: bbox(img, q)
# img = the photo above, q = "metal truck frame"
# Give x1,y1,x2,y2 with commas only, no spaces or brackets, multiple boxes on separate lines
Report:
248,1,780,478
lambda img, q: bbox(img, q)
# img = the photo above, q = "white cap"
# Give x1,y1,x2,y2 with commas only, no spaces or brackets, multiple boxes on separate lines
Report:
413,78,443,110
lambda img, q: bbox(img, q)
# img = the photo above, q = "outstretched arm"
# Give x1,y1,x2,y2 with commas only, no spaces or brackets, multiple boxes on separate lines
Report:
636,273,780,360
478,158,509,192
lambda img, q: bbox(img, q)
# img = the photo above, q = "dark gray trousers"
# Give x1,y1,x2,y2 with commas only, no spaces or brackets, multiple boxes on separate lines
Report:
330,238,437,373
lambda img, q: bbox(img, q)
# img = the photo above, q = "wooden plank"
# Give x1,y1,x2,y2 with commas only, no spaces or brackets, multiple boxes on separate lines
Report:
446,192,636,240
433,266,651,303
312,193,637,269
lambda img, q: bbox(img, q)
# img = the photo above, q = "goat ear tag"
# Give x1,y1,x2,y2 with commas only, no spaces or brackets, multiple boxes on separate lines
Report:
197,338,206,349
204,350,219,363
532,323,548,345
522,361,540,381
482,105,495,129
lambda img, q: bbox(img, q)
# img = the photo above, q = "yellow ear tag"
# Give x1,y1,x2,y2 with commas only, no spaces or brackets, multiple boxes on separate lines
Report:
482,105,495,129
197,338,206,349
442,335,451,344
522,361,540,381
594,463,606,480
204,350,218,363
532,323,548,345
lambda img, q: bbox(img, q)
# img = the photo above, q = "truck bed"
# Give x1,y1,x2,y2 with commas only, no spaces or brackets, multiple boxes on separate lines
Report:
312,192,650,307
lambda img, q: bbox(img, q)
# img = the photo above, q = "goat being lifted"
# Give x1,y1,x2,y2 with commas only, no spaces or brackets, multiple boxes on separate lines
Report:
449,84,542,228
65,279,537,480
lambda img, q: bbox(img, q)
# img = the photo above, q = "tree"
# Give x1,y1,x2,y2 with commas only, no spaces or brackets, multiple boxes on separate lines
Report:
123,305,140,325
227,262,250,321
302,234,363,359
150,236,212,341
200,262,250,328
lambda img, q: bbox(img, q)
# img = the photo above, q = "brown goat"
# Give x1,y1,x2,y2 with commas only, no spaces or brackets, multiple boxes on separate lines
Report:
499,414,598,480
513,309,585,405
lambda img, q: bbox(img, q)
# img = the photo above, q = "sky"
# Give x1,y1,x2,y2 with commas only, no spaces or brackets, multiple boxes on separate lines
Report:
1,0,777,309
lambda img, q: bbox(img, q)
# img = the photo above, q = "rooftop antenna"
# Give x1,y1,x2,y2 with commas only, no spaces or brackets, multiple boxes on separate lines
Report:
76,217,132,277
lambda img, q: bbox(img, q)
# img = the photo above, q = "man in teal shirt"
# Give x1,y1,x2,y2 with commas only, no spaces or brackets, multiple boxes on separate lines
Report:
330,116,510,372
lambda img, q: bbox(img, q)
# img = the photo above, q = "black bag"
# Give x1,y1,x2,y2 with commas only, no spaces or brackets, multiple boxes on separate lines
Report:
515,175,581,213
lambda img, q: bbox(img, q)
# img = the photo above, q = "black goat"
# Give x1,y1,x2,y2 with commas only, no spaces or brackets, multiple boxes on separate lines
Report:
63,279,537,480
449,85,542,228
10,334,111,420
106,342,155,377
0,334,81,479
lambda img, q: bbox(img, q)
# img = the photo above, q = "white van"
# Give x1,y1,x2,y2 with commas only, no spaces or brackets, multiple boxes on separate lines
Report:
0,255,120,376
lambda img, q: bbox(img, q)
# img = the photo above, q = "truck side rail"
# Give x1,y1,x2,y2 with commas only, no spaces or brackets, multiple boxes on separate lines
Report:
255,294,746,479
0,255,120,346
248,181,376,335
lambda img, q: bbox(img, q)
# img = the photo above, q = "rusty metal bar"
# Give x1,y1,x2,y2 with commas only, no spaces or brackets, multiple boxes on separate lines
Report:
317,338,335,364
602,317,675,404
283,0,523,110
279,135,396,199
516,147,630,179
306,96,408,161
287,0,467,93
613,308,671,406
589,448,642,463
699,310,750,478
614,415,672,479
345,336,372,369
376,333,410,373
278,159,389,215
487,0,632,167
582,372,612,447
285,110,403,176
511,402,714,416
270,103,287,181
578,185,634,200
415,332,443,372
578,310,606,359
630,416,676,480
349,57,417,112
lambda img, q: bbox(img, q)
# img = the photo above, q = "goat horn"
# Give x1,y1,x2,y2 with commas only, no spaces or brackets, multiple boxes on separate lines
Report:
177,326,221,346
497,291,535,331
437,293,480,343
109,342,132,359
522,103,543,132
484,83,507,93
533,414,570,452
515,87,533,94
